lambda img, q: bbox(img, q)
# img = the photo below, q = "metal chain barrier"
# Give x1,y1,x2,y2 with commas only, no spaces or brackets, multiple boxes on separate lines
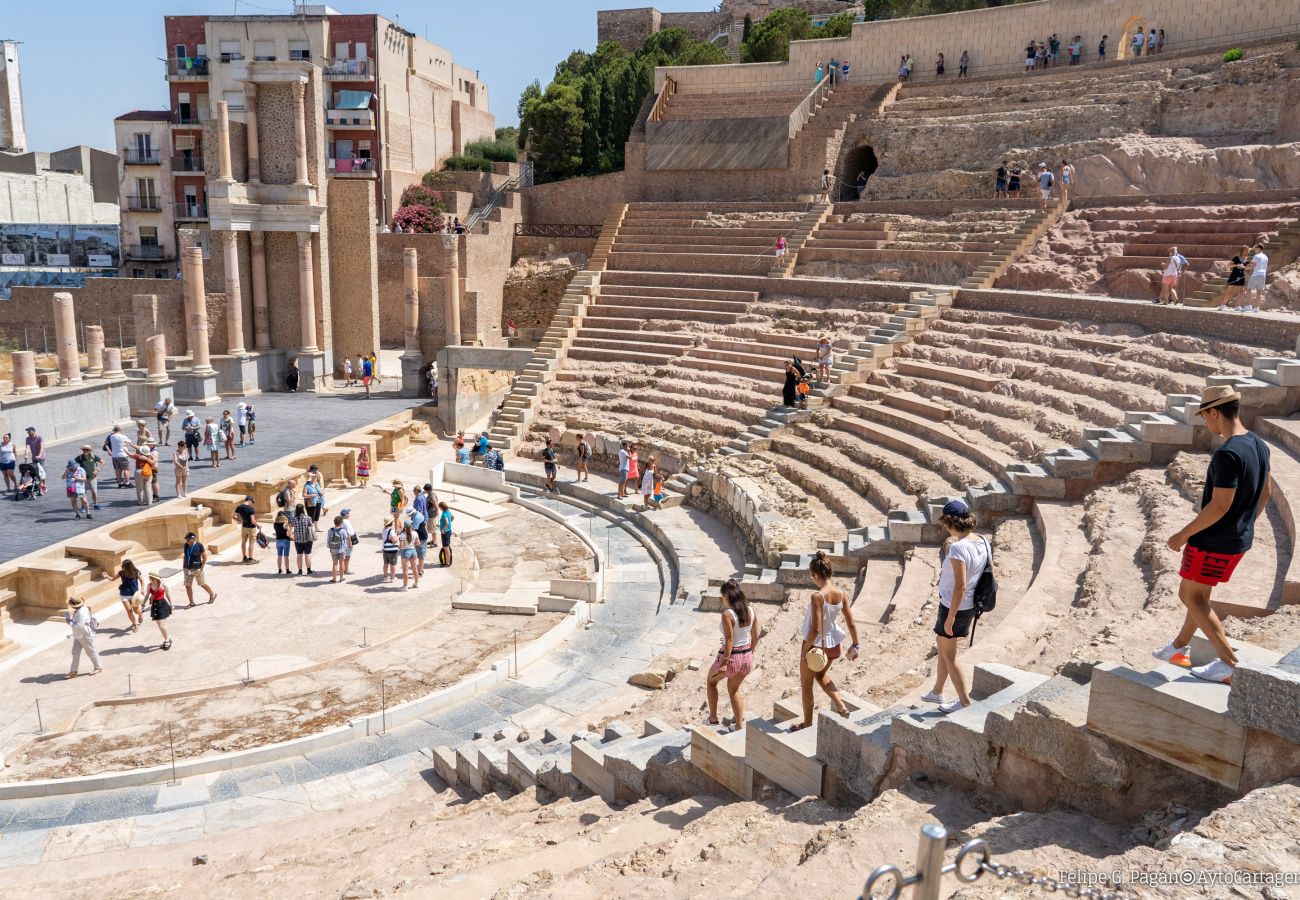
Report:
862,824,1131,900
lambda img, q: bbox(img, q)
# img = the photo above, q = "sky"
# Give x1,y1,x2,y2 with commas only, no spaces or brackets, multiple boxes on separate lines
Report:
4,0,709,153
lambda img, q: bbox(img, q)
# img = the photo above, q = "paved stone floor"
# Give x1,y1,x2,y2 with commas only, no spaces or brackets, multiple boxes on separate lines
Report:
0,390,420,564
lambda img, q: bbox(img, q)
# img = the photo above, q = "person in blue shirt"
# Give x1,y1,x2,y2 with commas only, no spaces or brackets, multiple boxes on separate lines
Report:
361,355,373,399
408,504,428,574
437,501,454,566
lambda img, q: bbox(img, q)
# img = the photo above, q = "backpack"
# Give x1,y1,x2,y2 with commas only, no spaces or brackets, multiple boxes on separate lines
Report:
490,452,505,472
327,527,343,550
276,489,289,508
969,536,997,646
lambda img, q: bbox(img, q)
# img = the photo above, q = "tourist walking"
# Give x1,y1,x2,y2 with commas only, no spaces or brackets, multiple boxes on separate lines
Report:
155,397,175,446
898,55,909,81
304,470,325,532
1146,28,1156,55
813,60,823,84
625,443,640,500
356,446,371,487
289,503,315,575
1159,386,1270,684
343,356,353,387
75,443,103,510
1069,35,1082,65
1156,29,1166,53
236,402,248,446
816,335,833,383
272,509,292,574
935,52,945,76
640,458,659,510
380,517,400,581
102,424,130,488
618,440,630,499
1007,164,1023,198
542,438,558,492
1131,28,1144,58
147,442,162,504
235,494,258,562
1036,163,1055,211
130,445,155,506
181,532,217,606
575,433,591,482
144,572,173,650
398,522,421,589
173,440,190,497
382,478,407,517
774,234,788,260
326,515,351,582
245,403,257,444
437,501,454,567
793,551,859,730
958,50,969,77
1098,35,1108,61
1220,245,1249,310
1049,33,1060,65
484,444,503,471
340,508,357,575
1058,159,1075,205
286,358,300,392
855,171,867,199
361,354,373,398
0,432,16,494
1024,40,1036,73
117,558,143,633
1245,242,1268,311
63,459,89,519
706,579,760,730
181,410,202,461
25,426,46,493
994,161,1008,199
369,351,383,386
818,169,833,203
923,499,989,713
1158,246,1189,305
221,410,237,459
204,416,221,468
64,596,101,678
409,501,429,575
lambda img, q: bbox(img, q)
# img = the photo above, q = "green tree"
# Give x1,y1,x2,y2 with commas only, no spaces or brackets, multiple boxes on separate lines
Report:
677,41,729,66
517,80,541,147
818,11,857,38
741,8,812,63
579,76,602,175
495,125,519,145
523,81,585,183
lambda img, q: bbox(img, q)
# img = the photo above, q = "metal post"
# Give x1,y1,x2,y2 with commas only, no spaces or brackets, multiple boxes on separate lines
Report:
243,658,251,683
513,630,518,678
80,321,85,351
125,673,134,698
34,699,44,735
167,722,179,785
42,325,48,354
23,326,28,351
361,626,368,648
117,316,124,349
380,679,387,736
913,823,947,900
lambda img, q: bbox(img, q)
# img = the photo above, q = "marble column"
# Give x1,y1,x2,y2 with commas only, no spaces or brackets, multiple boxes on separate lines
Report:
443,235,461,348
51,292,82,385
216,99,233,182
296,233,319,352
182,246,215,374
222,232,247,355
250,231,271,351
11,351,38,394
84,324,105,377
244,81,260,182
103,347,126,380
146,334,169,383
291,81,309,185
401,247,423,396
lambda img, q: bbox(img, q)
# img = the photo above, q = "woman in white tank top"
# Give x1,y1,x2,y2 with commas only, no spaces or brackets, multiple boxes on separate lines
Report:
706,579,761,731
794,551,860,731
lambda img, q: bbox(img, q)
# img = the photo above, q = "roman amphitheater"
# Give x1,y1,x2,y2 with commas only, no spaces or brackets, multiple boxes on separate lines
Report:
3,2,1300,898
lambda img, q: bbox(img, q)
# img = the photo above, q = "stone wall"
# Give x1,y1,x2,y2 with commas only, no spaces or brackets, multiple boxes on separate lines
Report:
521,172,626,226
597,8,662,51
452,100,497,155
503,266,583,331
0,379,131,444
327,179,381,367
0,170,118,225
0,279,185,352
377,233,451,347
462,195,519,347
510,236,596,263
659,11,728,42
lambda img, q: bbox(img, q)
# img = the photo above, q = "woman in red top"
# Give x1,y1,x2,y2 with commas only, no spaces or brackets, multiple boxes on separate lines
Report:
145,572,174,651
625,444,640,498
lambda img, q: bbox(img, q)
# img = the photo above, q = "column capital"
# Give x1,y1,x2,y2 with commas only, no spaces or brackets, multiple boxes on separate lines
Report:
290,80,306,99
244,80,258,98
250,229,265,247
296,232,312,250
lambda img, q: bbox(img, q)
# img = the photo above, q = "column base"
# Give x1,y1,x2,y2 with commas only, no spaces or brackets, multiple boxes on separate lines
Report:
172,369,221,407
294,351,331,393
127,378,175,419
12,385,40,396
84,367,104,379
213,353,261,397
400,353,425,397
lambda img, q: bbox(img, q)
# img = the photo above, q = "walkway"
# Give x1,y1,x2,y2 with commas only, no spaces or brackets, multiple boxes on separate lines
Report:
0,391,420,564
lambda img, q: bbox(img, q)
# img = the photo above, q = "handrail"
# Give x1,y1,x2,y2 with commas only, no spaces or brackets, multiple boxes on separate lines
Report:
465,163,534,234
648,75,678,124
789,72,832,138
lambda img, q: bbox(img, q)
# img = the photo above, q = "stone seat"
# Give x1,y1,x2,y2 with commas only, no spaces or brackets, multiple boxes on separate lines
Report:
569,335,690,359
893,358,1005,392
63,536,135,578
678,354,783,384
1120,242,1254,259
745,691,877,798
832,395,1007,483
599,283,759,303
612,239,783,255
615,227,792,243
689,724,752,799
1101,254,1220,273
574,327,697,347
796,247,989,266
596,292,752,314
567,346,678,367
585,304,742,325
606,251,771,276
1251,419,1300,607
1124,230,1273,246
188,490,246,524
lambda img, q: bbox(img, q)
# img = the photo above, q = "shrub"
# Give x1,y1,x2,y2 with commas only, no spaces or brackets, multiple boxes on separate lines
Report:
463,138,519,163
392,204,445,233
398,184,445,212
420,170,459,190
1222,47,1243,63
442,155,494,173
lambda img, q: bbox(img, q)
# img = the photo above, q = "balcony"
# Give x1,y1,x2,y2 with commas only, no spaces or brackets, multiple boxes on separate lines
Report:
167,57,210,79
325,109,373,129
175,201,209,221
323,57,373,80
171,154,205,173
122,148,161,165
173,109,207,126
124,195,162,212
124,244,174,261
328,157,375,176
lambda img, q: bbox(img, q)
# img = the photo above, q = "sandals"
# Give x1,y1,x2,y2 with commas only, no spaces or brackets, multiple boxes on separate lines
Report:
161,639,172,651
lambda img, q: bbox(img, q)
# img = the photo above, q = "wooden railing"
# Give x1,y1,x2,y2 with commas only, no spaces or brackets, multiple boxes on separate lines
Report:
647,75,678,124
788,72,832,138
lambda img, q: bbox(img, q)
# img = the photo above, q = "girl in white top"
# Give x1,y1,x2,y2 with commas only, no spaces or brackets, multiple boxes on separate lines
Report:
640,461,660,510
706,579,761,730
794,551,859,730
816,336,834,382
924,499,990,713
0,432,16,493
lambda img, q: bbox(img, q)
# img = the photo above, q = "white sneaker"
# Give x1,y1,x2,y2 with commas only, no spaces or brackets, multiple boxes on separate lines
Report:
1152,642,1192,667
1217,305,1228,311
920,691,944,703
938,699,968,714
1190,658,1234,684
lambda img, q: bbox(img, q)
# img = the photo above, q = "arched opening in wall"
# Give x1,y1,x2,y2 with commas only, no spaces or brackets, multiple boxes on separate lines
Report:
841,145,878,200
1117,15,1149,61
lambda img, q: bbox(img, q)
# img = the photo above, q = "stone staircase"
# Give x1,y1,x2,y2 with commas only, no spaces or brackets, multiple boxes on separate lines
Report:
960,199,1069,289
768,202,831,277
1185,216,1300,307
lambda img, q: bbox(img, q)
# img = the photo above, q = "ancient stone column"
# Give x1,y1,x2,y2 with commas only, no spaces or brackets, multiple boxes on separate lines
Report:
443,235,461,347
222,232,247,355
83,324,105,377
216,99,233,182
11,351,39,394
250,231,271,351
403,248,420,355
51,292,82,385
296,233,319,352
291,81,309,185
102,347,125,380
182,246,215,373
145,334,168,383
244,81,261,183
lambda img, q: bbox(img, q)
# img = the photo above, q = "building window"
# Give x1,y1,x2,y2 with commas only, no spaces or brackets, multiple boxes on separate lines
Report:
219,40,242,62
174,43,187,59
133,268,146,278
289,40,310,61
223,90,245,111
254,41,276,61
140,225,159,246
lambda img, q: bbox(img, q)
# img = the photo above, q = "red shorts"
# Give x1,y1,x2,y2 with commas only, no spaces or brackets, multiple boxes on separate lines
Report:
1180,545,1245,586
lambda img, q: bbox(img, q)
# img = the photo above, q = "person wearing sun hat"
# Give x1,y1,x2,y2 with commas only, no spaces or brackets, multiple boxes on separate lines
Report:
1158,385,1271,684
64,595,102,677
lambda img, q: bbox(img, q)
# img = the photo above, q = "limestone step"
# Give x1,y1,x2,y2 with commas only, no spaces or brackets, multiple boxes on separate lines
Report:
1082,427,1152,463
893,358,1004,392
744,691,877,798
601,724,713,803
1123,411,1196,445
445,493,511,521
689,724,752,800
1253,357,1300,387
452,590,539,615
1041,446,1099,478
570,724,639,801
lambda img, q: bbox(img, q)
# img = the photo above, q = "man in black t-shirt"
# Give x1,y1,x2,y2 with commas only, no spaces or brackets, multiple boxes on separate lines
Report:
1160,386,1271,684
235,494,259,564
542,438,558,493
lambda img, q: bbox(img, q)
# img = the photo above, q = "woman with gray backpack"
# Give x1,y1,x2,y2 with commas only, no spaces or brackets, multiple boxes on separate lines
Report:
326,515,351,583
922,499,995,714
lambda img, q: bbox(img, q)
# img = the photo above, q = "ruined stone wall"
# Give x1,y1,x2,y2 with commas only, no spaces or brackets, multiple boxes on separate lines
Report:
256,83,298,186
503,267,581,332
521,171,626,226
0,280,185,351
597,8,662,51
659,12,728,42
452,100,496,156
510,236,596,263
377,234,450,346
461,200,518,347
327,179,381,365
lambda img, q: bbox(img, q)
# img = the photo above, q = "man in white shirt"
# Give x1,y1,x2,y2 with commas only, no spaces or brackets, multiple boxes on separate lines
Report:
1036,163,1055,210
104,424,133,487
1158,247,1188,305
154,398,175,445
1245,243,1268,311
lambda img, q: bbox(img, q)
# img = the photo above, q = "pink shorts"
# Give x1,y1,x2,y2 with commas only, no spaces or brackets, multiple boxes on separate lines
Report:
1162,274,1178,285
710,647,754,679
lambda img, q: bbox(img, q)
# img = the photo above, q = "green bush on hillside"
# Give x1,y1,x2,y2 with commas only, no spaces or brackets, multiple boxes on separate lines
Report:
1222,47,1244,63
464,138,520,163
442,155,494,173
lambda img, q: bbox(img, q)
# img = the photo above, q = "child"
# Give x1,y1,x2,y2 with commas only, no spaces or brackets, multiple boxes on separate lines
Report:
64,459,89,519
356,446,371,487
245,403,257,444
144,572,173,650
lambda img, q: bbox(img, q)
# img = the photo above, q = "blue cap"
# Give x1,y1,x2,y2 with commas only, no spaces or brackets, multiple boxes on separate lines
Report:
941,499,971,517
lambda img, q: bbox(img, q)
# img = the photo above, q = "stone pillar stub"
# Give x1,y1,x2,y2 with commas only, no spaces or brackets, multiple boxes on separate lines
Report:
216,99,233,182
84,324,105,378
250,231,271,351
245,82,261,183
51,292,82,385
182,246,215,374
401,247,424,397
132,293,161,363
222,232,247,356
103,347,126,380
146,334,169,383
11,351,39,394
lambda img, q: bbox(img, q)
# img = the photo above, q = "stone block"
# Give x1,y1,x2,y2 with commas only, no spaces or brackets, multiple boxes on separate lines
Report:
603,728,695,803
628,655,690,690
570,739,615,801
1227,660,1300,745
431,746,458,786
815,708,895,804
689,726,753,800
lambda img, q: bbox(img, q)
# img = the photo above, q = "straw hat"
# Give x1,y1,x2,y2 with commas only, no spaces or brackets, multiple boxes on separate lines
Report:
1196,385,1241,415
68,596,85,608
147,571,164,582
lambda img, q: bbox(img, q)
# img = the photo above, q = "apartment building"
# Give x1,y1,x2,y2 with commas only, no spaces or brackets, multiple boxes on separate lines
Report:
115,6,494,278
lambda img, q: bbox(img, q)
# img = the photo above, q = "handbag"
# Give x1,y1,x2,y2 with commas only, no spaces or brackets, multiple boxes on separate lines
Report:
350,533,359,547
255,530,269,549
804,594,833,673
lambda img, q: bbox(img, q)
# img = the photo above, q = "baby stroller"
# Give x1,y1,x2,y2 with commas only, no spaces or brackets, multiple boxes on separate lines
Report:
791,355,815,409
13,463,39,501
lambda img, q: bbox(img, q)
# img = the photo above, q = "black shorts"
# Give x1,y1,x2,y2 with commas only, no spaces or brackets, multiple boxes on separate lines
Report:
440,532,452,548
544,463,557,476
294,540,313,554
934,604,976,639
307,504,322,522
